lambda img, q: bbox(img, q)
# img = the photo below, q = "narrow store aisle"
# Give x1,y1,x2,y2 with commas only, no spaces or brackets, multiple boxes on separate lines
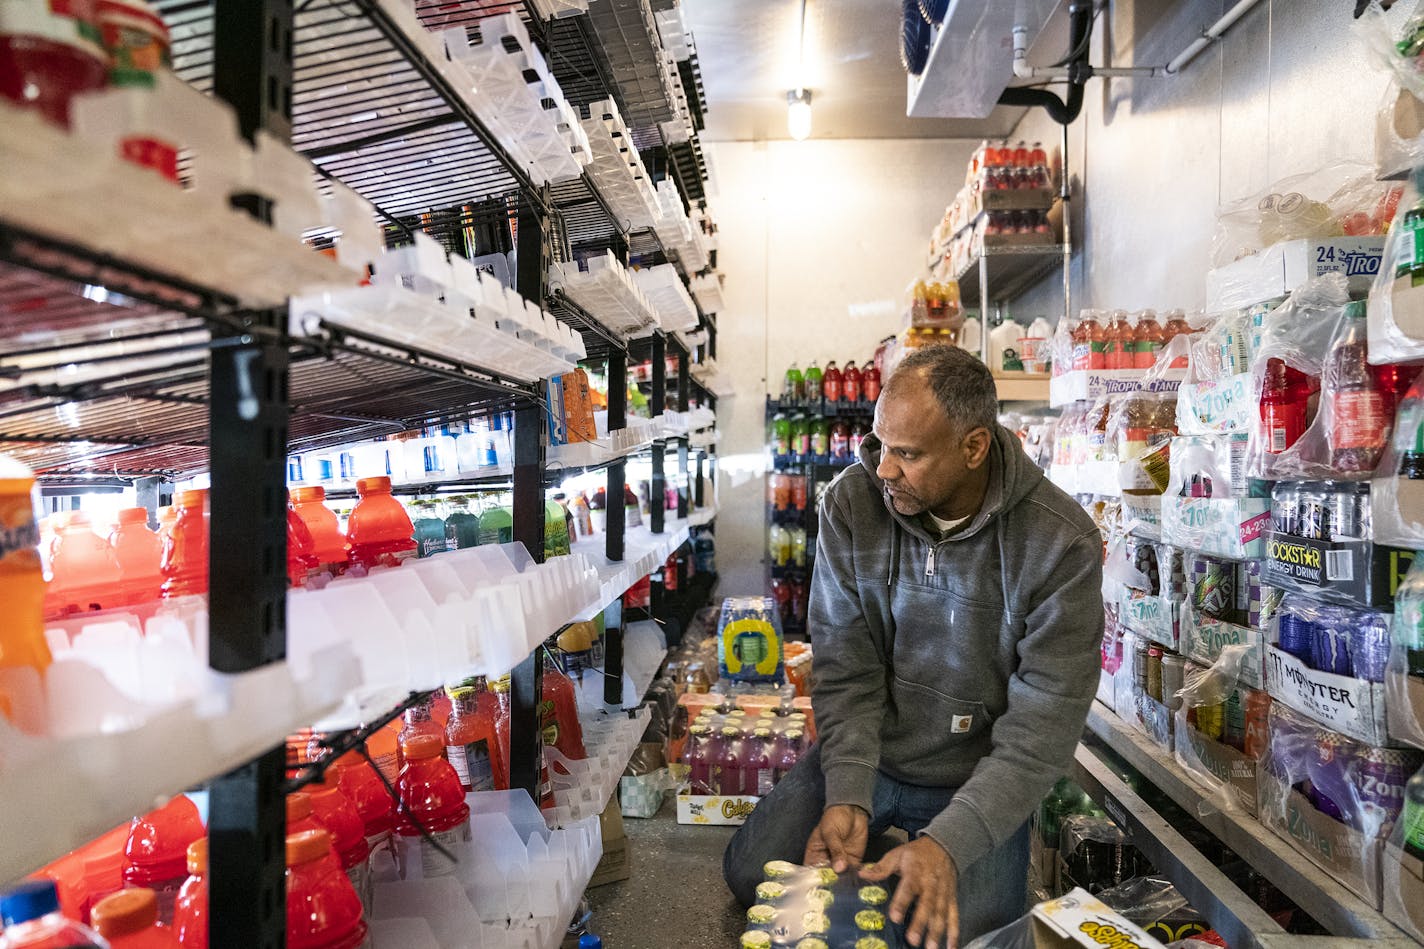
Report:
587,813,743,948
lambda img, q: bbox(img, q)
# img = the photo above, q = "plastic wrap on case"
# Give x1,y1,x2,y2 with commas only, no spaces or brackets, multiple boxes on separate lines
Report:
1260,703,1423,906
963,888,1170,949
1372,367,1424,547
1381,760,1424,941
1173,648,1270,817
1362,1,1424,179
1211,163,1397,270
717,597,785,686
1058,815,1151,895
739,862,903,948
1386,556,1424,750
1177,310,1260,435
1111,391,1177,496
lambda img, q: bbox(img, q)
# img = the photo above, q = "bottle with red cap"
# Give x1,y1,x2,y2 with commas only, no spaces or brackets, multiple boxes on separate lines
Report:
822,361,842,403
171,840,206,949
345,476,415,570
862,361,881,403
284,830,367,949
1132,309,1165,370
0,0,110,128
160,489,208,598
290,487,348,574
842,361,862,403
90,887,180,948
122,795,204,926
46,511,122,618
1327,301,1388,473
396,735,471,879
108,508,163,606
305,762,372,909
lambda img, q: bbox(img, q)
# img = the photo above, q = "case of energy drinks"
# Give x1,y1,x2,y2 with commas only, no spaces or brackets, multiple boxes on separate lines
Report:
718,596,786,685
739,861,903,949
1172,652,1271,817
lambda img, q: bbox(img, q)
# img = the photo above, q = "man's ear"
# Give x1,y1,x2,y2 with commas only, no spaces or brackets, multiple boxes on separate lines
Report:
962,426,992,470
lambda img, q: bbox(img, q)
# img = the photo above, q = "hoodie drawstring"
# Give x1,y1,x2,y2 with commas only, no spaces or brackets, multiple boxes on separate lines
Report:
889,523,900,590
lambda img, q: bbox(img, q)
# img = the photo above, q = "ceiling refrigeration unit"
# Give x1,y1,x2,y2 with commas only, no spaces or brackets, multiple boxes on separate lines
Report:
906,0,1063,119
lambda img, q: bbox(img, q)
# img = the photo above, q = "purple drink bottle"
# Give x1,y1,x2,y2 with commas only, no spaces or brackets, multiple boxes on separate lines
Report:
743,728,774,796
715,727,744,795
686,725,714,794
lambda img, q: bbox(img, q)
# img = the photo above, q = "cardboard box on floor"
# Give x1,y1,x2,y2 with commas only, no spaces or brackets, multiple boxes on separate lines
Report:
588,796,631,888
1014,889,1169,949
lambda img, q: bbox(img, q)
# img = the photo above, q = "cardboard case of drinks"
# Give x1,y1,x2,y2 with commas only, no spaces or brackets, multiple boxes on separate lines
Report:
1262,530,1415,609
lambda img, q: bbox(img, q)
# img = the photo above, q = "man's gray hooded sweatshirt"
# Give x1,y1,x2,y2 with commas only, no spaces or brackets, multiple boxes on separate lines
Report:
809,425,1104,873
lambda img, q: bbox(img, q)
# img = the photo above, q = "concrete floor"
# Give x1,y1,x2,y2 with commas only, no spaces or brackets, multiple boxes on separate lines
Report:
585,808,744,949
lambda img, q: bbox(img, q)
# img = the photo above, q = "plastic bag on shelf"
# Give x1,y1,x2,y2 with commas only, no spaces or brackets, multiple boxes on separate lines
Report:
1169,434,1252,500
1372,366,1424,546
1212,163,1397,268
1360,0,1424,178
1369,164,1424,362
1386,556,1424,749
1173,644,1270,817
1111,391,1177,496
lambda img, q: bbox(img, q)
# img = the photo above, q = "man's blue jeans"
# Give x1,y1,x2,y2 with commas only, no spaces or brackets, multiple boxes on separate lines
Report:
723,744,1030,944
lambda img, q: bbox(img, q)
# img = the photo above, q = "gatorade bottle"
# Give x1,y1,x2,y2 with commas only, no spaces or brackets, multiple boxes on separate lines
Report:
286,504,319,588
122,795,203,926
863,362,882,403
171,840,206,949
803,362,823,403
789,414,810,464
0,0,110,128
399,698,445,758
822,361,842,402
155,506,176,546
90,888,179,948
46,510,122,617
810,417,831,463
160,489,208,598
290,487,347,572
305,763,371,908
476,503,512,547
285,793,324,839
345,477,415,569
396,735,471,879
541,651,587,764
1260,358,1311,456
284,831,367,949
0,455,49,722
0,878,105,948
446,681,506,793
336,751,396,861
544,498,571,558
843,361,862,403
108,508,162,605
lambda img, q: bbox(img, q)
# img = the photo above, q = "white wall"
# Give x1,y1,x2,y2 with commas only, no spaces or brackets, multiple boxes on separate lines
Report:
1011,0,1410,319
706,138,976,594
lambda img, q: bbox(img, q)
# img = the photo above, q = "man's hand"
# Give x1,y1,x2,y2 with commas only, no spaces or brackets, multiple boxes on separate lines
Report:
803,804,869,872
860,836,959,949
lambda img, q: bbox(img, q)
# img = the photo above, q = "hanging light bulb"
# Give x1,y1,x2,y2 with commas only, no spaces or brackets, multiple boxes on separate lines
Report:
787,88,813,141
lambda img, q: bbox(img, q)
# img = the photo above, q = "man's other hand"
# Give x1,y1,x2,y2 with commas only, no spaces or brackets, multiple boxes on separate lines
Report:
860,836,959,949
802,804,869,873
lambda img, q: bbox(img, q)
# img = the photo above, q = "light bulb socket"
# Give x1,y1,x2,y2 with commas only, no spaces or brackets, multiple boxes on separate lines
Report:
786,88,813,141
787,88,813,108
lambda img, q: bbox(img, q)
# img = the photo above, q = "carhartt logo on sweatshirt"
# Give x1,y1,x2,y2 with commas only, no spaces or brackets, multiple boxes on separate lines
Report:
951,715,973,734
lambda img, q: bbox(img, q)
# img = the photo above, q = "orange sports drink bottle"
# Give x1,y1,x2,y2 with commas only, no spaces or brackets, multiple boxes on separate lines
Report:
0,455,50,725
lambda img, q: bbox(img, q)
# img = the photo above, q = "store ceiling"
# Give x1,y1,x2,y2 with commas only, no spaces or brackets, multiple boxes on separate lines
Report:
679,0,1027,142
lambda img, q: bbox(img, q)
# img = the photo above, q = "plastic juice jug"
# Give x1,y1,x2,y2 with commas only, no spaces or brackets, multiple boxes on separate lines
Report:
286,793,323,838
171,839,206,949
159,490,208,598
743,728,773,796
286,504,319,587
305,764,371,906
1133,310,1165,370
541,651,587,763
1260,358,1311,456
336,751,395,855
0,1,110,128
46,510,123,617
0,456,49,720
410,501,448,558
822,361,842,402
291,487,347,570
284,831,367,949
0,878,106,948
108,508,162,605
90,887,179,948
345,477,415,569
396,736,471,879
123,795,203,926
476,504,512,547
446,684,506,792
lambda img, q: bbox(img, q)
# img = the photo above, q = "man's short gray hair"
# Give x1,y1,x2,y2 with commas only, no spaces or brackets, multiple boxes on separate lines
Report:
887,345,999,435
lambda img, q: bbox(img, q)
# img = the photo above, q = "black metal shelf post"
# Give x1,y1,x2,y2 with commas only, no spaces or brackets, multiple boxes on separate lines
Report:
676,338,690,519
603,345,628,708
649,333,666,536
207,3,294,947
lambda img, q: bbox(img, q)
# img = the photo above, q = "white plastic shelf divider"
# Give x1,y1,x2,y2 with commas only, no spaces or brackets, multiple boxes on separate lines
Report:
0,643,361,883
567,519,691,621
1083,704,1402,939
580,99,661,231
289,542,602,729
0,95,361,309
688,505,718,527
369,791,602,949
689,273,724,315
546,418,661,469
548,253,659,339
632,263,699,333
